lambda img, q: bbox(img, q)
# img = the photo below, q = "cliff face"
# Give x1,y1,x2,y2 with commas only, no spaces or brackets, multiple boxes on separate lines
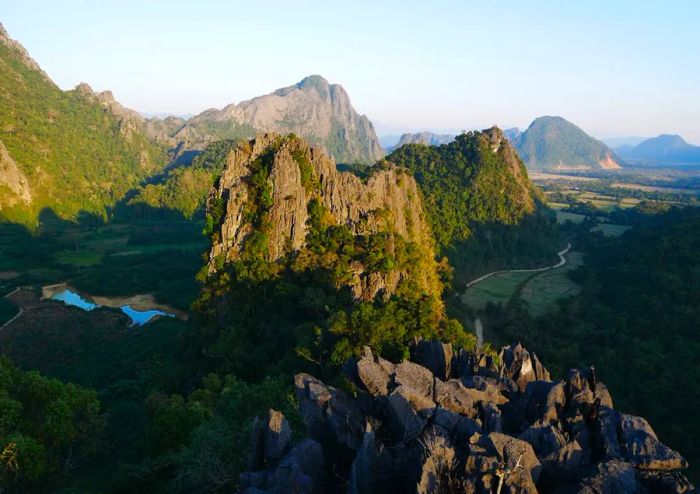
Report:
240,341,695,494
175,75,384,165
206,133,438,301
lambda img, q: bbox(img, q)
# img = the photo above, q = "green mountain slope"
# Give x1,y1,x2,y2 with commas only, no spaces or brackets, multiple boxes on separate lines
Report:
388,127,561,286
0,24,168,225
513,116,624,170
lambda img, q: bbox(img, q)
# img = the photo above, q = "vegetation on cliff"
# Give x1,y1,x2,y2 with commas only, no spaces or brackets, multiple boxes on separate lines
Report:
388,128,562,286
0,28,168,225
196,134,471,380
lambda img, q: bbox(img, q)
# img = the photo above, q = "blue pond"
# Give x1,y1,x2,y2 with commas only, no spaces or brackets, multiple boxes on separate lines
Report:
51,289,175,326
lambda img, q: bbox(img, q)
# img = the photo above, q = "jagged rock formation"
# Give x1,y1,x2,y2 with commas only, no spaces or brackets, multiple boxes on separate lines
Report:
174,75,384,164
206,133,439,301
240,341,695,493
511,116,624,171
391,132,456,151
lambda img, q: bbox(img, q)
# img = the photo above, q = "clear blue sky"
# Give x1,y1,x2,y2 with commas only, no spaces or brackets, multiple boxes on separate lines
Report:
3,0,699,142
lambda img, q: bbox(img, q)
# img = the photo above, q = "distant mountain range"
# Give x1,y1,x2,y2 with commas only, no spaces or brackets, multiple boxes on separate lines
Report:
0,23,384,223
171,75,383,165
386,131,456,151
614,134,700,166
602,136,648,148
507,116,624,170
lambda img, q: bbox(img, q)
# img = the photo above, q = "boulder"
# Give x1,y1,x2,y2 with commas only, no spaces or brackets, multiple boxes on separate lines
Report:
576,460,640,494
638,470,697,494
264,410,291,463
499,344,551,392
412,339,453,381
519,421,566,458
354,346,395,397
386,385,435,442
541,440,586,483
394,360,435,398
488,432,543,486
619,414,688,470
348,424,392,494
294,373,365,453
480,402,503,433
240,439,324,494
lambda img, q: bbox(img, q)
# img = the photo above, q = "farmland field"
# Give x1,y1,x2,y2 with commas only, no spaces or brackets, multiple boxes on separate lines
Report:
519,251,584,315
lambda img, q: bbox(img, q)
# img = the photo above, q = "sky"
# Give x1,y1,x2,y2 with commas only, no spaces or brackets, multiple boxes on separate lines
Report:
3,0,700,142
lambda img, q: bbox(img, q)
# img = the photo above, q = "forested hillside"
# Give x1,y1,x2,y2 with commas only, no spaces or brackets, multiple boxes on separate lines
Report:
0,24,168,225
512,116,624,170
486,207,700,481
388,127,562,286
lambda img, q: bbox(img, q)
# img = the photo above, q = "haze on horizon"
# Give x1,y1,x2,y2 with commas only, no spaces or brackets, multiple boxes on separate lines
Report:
3,0,699,142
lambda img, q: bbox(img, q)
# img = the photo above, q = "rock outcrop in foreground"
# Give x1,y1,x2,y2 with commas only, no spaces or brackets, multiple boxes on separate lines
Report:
240,341,695,493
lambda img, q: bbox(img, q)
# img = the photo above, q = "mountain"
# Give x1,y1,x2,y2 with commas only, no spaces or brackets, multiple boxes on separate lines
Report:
603,136,648,148
503,126,521,142
172,75,383,165
0,24,168,224
388,127,537,249
390,131,456,151
204,133,440,302
512,116,624,170
196,133,465,380
387,127,561,285
616,134,700,165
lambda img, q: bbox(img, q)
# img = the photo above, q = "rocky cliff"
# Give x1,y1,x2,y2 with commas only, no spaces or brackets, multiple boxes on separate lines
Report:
240,341,695,493
174,75,384,165
206,133,439,301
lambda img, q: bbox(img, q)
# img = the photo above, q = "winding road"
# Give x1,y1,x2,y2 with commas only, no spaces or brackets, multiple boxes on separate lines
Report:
466,243,572,349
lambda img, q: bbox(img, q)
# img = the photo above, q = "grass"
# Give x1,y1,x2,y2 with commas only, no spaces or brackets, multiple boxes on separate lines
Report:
462,271,534,310
518,252,584,315
55,249,104,267
462,251,585,316
590,224,632,237
555,211,586,224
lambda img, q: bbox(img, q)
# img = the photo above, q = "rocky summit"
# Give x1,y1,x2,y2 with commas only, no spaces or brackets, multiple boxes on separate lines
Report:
173,75,384,165
206,133,439,301
240,341,695,493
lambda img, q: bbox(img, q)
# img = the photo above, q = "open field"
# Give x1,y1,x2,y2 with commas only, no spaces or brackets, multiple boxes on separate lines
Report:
519,251,584,315
462,250,584,316
590,224,632,236
461,270,533,310
555,211,586,224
